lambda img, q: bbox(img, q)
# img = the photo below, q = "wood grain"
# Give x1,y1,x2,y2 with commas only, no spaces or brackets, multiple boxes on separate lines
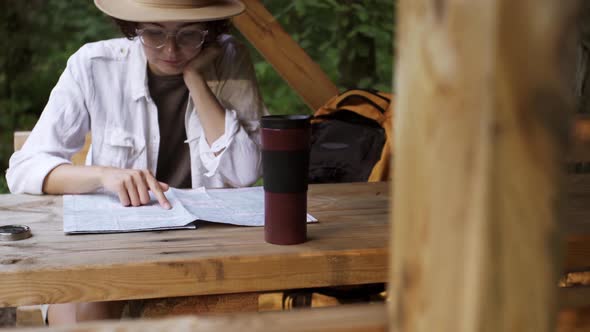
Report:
137,293,260,318
390,0,578,331
233,0,339,111
0,182,389,307
15,305,44,327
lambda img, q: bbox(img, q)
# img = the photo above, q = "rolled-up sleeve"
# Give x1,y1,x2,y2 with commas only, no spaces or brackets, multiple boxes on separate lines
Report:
6,48,91,194
199,38,268,187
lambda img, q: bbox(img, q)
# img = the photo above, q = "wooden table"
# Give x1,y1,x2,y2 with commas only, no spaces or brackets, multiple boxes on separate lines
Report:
0,182,389,307
0,180,589,308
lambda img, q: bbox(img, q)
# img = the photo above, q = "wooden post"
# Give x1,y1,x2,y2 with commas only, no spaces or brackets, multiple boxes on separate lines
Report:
390,0,578,331
233,0,340,111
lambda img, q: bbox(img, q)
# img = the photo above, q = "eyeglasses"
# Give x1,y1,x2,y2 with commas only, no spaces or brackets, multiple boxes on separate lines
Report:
135,27,209,49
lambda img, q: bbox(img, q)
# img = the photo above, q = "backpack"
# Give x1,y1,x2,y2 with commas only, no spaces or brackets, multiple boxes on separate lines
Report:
308,89,393,183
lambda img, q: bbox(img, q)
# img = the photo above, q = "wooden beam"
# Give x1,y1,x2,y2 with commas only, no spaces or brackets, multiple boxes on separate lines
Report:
136,293,259,318
34,303,388,332
233,0,340,111
390,0,577,332
7,300,589,332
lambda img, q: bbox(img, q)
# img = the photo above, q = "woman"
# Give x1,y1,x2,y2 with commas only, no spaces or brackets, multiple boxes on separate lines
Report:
6,0,265,325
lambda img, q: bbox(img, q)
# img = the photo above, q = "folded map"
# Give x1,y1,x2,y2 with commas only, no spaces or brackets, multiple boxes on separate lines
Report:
63,186,317,234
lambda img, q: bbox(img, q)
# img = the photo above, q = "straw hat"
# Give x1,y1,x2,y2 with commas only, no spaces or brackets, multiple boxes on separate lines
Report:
94,0,246,22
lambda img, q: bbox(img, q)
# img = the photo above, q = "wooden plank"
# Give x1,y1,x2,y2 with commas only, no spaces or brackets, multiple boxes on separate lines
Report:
563,175,590,272
5,302,589,332
561,272,590,286
15,305,44,327
233,0,340,111
137,293,259,317
13,131,91,166
559,272,590,309
390,0,576,331
569,116,590,163
7,303,388,332
0,182,389,307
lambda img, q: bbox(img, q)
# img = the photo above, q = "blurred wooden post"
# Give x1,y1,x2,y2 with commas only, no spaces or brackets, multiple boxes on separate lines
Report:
233,0,340,111
390,0,577,331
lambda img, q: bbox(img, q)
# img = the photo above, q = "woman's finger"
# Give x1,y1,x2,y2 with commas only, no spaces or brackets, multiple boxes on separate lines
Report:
133,172,151,205
116,184,131,207
144,172,171,209
124,177,142,207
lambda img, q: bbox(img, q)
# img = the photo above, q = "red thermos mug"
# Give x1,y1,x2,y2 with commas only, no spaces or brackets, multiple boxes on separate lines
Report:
261,115,311,245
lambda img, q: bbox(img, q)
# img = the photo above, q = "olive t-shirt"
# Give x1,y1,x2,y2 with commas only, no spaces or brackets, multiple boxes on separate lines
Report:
147,70,192,188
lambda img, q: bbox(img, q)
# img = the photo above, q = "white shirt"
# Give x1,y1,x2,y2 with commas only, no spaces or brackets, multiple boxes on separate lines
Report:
7,35,267,194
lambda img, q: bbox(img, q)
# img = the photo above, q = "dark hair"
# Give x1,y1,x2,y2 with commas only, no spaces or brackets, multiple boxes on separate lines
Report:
112,18,231,45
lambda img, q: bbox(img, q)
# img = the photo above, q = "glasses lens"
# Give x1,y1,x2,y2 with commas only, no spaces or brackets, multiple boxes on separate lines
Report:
140,29,166,48
176,29,206,48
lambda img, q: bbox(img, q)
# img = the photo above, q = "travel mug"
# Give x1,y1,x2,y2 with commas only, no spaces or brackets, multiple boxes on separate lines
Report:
261,115,311,245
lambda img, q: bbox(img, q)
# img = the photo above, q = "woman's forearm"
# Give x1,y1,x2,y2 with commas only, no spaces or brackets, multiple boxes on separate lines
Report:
184,71,226,145
42,164,104,194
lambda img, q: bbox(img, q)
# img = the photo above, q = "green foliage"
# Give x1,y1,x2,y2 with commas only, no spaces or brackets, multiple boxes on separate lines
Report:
0,177,7,194
248,0,394,115
0,0,394,194
0,1,118,193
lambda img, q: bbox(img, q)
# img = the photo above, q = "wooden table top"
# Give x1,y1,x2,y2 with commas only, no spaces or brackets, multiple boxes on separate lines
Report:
0,179,589,308
0,182,389,307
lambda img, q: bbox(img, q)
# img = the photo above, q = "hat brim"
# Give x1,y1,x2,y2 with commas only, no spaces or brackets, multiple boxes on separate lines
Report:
94,0,246,22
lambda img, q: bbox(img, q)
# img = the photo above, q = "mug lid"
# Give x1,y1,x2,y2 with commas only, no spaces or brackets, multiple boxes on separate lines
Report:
261,115,311,129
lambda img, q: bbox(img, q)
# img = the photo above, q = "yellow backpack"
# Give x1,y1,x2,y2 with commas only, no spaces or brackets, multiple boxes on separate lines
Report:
310,89,393,183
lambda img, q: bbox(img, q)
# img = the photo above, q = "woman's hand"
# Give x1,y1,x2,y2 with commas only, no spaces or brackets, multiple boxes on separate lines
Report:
43,165,172,209
99,167,171,209
183,44,222,79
